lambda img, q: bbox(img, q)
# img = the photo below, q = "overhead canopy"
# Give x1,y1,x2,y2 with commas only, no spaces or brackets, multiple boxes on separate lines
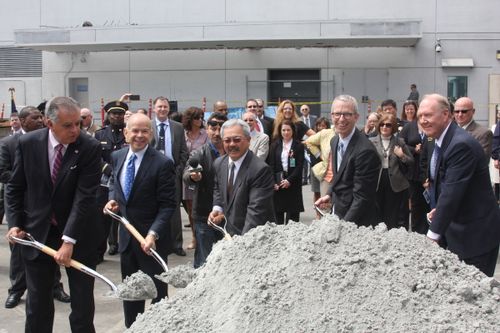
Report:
14,19,421,52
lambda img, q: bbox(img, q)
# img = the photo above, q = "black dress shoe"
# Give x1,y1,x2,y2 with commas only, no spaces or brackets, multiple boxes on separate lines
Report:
175,248,187,256
108,245,118,255
53,288,71,303
5,293,22,309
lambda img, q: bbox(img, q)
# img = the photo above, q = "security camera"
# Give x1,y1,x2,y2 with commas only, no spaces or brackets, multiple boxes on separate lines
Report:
435,40,442,53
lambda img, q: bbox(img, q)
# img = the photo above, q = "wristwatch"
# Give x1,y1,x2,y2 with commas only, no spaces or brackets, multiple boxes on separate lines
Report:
147,230,159,240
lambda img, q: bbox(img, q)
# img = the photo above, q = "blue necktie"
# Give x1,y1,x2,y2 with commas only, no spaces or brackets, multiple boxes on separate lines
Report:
124,154,136,201
430,144,440,181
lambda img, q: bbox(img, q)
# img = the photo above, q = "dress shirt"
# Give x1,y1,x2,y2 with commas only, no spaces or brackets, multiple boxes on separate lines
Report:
156,118,174,162
281,139,292,172
336,127,356,171
119,145,148,192
213,150,249,213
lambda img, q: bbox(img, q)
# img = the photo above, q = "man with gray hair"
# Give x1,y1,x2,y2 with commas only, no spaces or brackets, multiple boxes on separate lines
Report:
209,119,275,236
315,95,381,227
242,111,269,160
5,96,101,332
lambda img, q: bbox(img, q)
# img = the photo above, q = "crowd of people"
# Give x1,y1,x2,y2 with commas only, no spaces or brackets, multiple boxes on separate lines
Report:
1,89,499,331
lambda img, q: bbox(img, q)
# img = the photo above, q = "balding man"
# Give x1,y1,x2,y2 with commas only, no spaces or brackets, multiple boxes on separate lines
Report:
80,108,100,136
419,94,500,277
213,100,228,116
453,97,492,158
242,111,269,160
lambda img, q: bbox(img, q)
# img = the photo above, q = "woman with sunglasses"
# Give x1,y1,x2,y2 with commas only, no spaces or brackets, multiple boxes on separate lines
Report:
268,120,305,224
182,107,208,250
370,113,414,229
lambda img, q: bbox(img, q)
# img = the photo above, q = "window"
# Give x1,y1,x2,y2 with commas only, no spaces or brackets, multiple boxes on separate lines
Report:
447,76,467,103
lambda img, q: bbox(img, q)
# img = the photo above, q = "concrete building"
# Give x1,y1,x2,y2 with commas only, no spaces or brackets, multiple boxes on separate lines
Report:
0,0,499,126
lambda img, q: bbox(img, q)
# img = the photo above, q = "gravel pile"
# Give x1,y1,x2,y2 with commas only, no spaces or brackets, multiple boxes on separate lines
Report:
128,216,500,332
115,270,157,300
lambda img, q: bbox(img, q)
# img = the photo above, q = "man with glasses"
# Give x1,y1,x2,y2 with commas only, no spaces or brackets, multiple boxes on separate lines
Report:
255,98,274,137
183,112,227,267
247,99,272,137
209,119,275,236
242,111,269,160
315,95,381,227
80,108,100,137
453,97,492,158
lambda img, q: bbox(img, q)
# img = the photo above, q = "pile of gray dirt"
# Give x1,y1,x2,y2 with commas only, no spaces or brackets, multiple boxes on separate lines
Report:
128,215,500,332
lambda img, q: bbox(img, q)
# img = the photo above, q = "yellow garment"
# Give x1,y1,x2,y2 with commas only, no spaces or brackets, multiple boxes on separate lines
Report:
305,128,335,181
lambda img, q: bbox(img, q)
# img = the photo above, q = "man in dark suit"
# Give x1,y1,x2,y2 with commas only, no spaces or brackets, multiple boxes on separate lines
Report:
150,96,189,256
255,98,274,136
420,94,500,277
209,119,275,236
1,106,71,309
247,99,272,138
300,104,317,184
5,97,101,333
105,113,176,328
315,95,381,227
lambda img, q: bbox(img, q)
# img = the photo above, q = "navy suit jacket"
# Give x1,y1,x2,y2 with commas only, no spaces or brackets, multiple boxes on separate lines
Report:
109,146,177,257
431,122,500,259
6,128,101,260
329,129,381,227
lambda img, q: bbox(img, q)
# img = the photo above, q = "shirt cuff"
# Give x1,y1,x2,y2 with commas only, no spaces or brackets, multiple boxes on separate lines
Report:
148,230,159,240
213,206,224,213
62,235,77,244
426,230,441,241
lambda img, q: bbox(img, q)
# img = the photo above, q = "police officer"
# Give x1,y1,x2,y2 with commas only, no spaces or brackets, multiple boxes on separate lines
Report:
94,101,128,262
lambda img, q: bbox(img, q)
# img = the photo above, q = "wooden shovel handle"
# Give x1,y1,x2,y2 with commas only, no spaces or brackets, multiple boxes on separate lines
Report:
39,245,85,271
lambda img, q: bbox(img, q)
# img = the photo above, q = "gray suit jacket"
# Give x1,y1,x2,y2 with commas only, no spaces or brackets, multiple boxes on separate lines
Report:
465,120,493,159
301,115,317,131
249,131,269,160
213,150,275,235
370,135,414,193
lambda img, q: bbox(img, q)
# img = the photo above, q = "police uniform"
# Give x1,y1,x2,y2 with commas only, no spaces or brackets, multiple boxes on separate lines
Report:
94,101,128,260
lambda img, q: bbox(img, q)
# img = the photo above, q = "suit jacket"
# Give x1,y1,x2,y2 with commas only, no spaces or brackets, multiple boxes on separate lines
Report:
465,120,493,159
370,135,414,193
213,150,275,235
301,115,317,132
399,121,426,182
249,131,270,160
151,119,188,178
329,129,381,227
0,133,21,184
305,128,335,180
430,122,500,259
109,146,177,257
6,128,101,260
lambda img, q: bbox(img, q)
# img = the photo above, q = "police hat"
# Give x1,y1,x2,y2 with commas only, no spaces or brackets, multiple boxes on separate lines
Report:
104,100,128,113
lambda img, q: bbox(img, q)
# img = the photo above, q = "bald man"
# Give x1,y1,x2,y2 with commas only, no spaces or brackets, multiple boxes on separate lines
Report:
213,100,228,116
80,108,100,136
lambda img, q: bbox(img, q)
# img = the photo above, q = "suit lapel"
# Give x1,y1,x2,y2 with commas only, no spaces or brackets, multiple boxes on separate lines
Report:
39,129,52,190
128,147,153,201
53,133,81,190
227,152,252,211
115,148,128,200
335,131,359,182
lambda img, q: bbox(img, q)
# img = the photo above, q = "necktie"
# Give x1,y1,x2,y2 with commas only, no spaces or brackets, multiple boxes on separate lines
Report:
305,117,310,128
157,123,166,152
430,144,440,181
227,162,235,200
124,154,137,201
337,142,345,171
254,120,261,132
51,144,64,184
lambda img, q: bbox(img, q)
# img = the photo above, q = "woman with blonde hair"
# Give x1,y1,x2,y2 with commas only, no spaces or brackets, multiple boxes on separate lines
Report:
272,99,315,142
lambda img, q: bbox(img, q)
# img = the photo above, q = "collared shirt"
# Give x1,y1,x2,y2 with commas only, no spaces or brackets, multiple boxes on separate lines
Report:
119,145,148,192
281,139,292,171
255,117,264,133
156,118,174,163
336,127,356,170
461,119,474,130
213,150,249,213
426,121,452,241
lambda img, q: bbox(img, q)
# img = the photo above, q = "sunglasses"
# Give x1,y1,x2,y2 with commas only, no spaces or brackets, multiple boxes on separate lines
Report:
207,120,224,127
453,109,470,114
81,116,88,120
223,136,243,144
380,123,393,128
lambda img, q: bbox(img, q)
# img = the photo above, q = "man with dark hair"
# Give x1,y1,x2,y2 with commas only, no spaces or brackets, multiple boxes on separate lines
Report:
10,113,21,135
420,93,500,277
151,96,189,256
5,97,101,332
183,112,227,267
407,84,420,102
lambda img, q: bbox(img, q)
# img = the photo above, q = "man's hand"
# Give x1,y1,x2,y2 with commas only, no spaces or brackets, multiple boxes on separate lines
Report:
190,171,202,182
142,234,156,254
494,159,499,170
208,211,225,225
54,242,74,267
415,143,422,154
104,200,119,214
314,195,332,210
6,227,26,244
426,208,436,224
393,146,404,158
279,179,290,189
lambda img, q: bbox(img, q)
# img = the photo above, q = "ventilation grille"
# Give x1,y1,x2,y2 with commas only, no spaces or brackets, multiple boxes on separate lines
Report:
0,47,42,78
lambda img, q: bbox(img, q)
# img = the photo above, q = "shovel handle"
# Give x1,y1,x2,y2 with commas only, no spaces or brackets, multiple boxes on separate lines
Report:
39,245,85,271
123,223,146,244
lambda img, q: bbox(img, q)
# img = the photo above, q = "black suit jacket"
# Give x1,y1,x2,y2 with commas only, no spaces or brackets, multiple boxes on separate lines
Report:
328,129,381,227
0,133,21,184
6,128,101,260
400,120,426,182
213,150,275,235
109,146,177,257
430,122,500,259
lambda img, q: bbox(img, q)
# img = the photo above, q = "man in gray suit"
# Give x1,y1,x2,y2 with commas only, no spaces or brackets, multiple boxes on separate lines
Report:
453,97,493,158
242,111,269,160
150,96,189,256
208,119,275,236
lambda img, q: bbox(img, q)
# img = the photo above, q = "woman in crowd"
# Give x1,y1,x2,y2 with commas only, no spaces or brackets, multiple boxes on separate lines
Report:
272,99,315,142
400,100,418,127
364,112,380,137
268,120,305,224
182,106,208,249
370,113,414,229
305,117,334,219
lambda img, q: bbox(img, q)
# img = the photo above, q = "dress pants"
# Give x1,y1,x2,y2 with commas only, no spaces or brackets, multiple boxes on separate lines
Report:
121,240,168,328
408,180,430,234
376,169,403,230
24,226,96,333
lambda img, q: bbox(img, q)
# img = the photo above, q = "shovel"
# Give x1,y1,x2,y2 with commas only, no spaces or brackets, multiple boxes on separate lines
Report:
208,216,232,240
8,233,155,301
314,204,330,218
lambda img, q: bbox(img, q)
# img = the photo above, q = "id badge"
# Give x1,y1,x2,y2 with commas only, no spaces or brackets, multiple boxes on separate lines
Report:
289,158,296,168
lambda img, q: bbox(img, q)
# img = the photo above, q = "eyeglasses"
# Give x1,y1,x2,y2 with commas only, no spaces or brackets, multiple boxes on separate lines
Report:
243,118,255,122
81,116,88,120
207,120,224,128
223,136,243,144
257,104,263,108
380,123,393,128
247,105,258,109
331,112,354,119
453,109,471,114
